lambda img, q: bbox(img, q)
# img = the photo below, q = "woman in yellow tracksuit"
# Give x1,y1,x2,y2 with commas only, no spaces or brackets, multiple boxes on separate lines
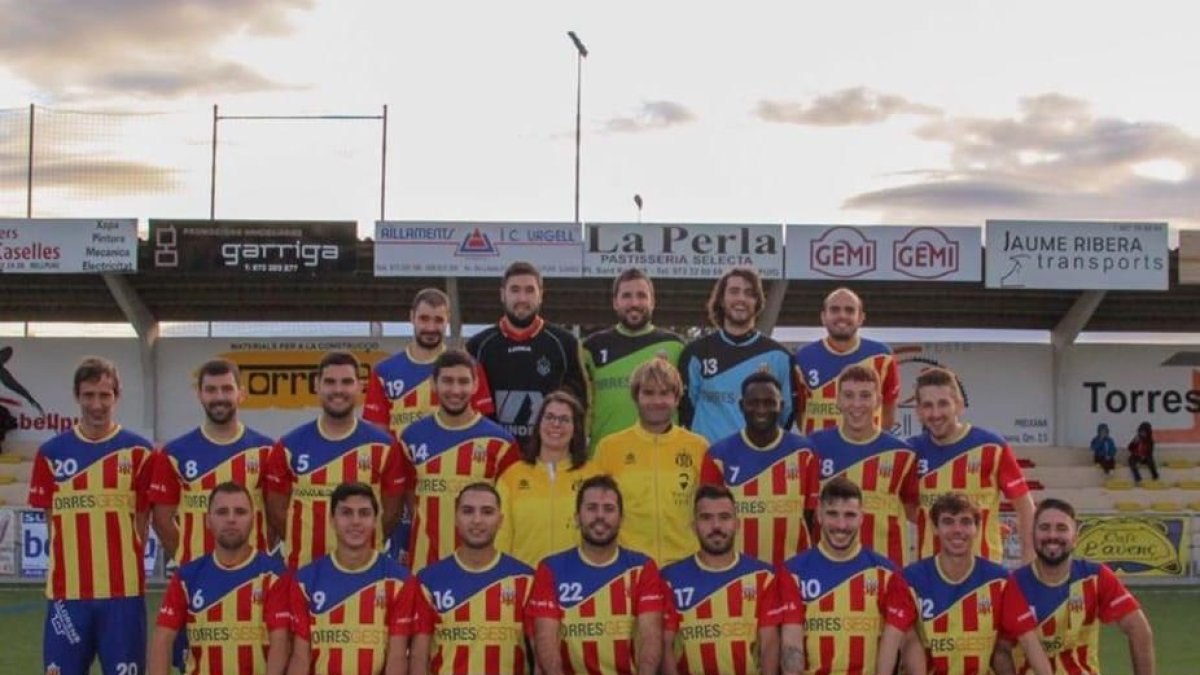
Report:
495,390,602,566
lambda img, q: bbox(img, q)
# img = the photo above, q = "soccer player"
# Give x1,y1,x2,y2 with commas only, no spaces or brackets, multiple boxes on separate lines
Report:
875,493,1052,675
264,351,404,569
495,390,601,567
794,288,900,435
150,358,274,566
595,357,716,565
777,477,908,675
995,498,1155,675
28,357,155,675
466,260,588,449
583,268,685,453
286,481,413,675
400,483,535,675
679,267,795,443
908,367,1035,564
661,484,781,675
150,482,290,675
527,475,666,675
809,365,918,568
398,349,519,573
703,371,819,566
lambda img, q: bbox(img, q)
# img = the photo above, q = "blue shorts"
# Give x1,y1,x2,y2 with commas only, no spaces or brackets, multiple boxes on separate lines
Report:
44,596,146,675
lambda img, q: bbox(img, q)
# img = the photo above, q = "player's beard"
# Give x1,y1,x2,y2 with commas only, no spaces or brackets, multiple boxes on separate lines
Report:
216,528,250,552
203,401,236,425
581,520,618,547
415,330,443,349
322,398,355,419
699,530,734,556
1035,539,1072,567
618,308,651,332
441,401,470,417
503,307,539,328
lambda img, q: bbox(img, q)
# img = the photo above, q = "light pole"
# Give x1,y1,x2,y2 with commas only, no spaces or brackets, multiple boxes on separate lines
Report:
568,31,588,224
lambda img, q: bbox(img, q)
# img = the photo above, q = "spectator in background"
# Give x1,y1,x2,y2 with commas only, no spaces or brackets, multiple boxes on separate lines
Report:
1128,421,1159,484
1091,423,1117,475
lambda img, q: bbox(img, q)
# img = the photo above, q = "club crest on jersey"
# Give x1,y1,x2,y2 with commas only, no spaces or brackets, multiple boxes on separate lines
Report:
518,478,531,491
501,586,517,605
786,463,801,480
375,589,389,608
472,442,488,463
253,587,264,605
675,452,693,468
247,456,260,473
117,457,133,474
742,583,757,601
967,457,982,474
536,356,552,377
46,664,61,675
864,578,879,595
1068,595,1085,613
624,452,636,465
978,597,993,614
571,478,584,492
358,454,373,471
878,461,893,479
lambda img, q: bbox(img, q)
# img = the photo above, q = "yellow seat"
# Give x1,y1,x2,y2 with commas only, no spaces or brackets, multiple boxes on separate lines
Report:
0,454,23,465
1105,479,1135,490
0,475,16,485
1176,480,1200,490
1113,501,1144,512
1164,459,1194,469
1141,480,1170,490
1189,501,1200,512
1150,502,1181,512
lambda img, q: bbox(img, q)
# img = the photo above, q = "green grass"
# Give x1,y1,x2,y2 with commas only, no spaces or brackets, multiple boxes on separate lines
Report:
0,586,1195,674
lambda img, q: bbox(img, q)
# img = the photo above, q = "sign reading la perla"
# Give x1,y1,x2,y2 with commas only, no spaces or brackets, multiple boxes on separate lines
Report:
0,218,137,273
985,220,1168,290
584,223,783,278
785,225,981,281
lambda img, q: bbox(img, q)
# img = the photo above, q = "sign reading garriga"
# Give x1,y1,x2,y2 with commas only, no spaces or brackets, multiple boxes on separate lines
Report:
584,223,783,278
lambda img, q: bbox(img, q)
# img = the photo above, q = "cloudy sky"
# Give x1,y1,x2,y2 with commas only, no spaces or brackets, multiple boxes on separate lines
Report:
1,0,1198,235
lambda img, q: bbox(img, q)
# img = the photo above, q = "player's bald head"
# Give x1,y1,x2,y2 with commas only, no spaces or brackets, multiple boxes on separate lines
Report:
823,287,863,311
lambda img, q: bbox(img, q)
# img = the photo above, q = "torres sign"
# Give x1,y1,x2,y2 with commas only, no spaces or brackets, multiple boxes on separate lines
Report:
210,340,390,410
785,225,980,281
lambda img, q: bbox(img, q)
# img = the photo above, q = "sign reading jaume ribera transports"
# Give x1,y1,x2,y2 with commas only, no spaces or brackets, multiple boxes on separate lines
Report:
583,223,784,279
785,225,981,281
0,218,137,273
149,220,357,275
985,220,1168,290
374,221,582,277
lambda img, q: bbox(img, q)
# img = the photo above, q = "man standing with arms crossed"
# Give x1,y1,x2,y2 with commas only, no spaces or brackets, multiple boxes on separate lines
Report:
151,358,275,566
908,367,1035,564
28,357,155,675
794,288,900,435
398,483,535,675
467,261,588,449
150,482,291,675
584,268,685,453
265,351,404,570
661,484,782,675
679,266,795,444
995,498,1155,675
527,475,666,675
875,493,1052,675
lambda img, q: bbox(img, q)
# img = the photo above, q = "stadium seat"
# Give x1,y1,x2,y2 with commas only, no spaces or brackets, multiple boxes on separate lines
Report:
1142,480,1170,490
1026,480,1045,491
1150,502,1181,512
1164,459,1194,469
1105,479,1135,490
1017,458,1036,469
0,454,22,465
0,475,16,486
1113,501,1144,512
1176,480,1200,490
1188,501,1200,512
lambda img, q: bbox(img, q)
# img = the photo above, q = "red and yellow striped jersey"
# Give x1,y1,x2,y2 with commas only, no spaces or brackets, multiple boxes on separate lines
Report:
702,430,819,565
793,337,900,435
809,428,918,568
778,543,906,675
495,457,604,567
289,552,413,675
363,345,494,439
661,554,782,675
909,425,1030,562
885,555,1008,675
27,425,154,600
264,419,403,569
156,551,289,675
148,424,274,564
526,547,667,675
398,412,518,572
1000,560,1140,675
401,551,535,675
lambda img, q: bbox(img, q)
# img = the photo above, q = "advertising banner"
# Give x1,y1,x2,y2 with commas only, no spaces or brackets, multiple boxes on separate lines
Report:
1180,229,1200,285
785,225,981,281
150,220,357,275
1076,514,1191,577
890,342,1054,445
985,220,1168,290
374,221,582,277
0,218,137,273
1061,344,1200,447
20,509,159,577
155,338,405,439
0,508,15,574
584,223,784,278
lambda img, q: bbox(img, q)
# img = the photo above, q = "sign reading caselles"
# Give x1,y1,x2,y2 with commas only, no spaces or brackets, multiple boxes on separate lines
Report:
1075,515,1190,577
0,218,137,273
584,223,783,279
785,225,980,281
985,220,1167,290
150,220,357,275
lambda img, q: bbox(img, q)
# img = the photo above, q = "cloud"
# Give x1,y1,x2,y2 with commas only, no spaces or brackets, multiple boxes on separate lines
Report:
844,93,1200,224
603,100,697,133
757,87,939,127
0,0,313,99
0,159,177,194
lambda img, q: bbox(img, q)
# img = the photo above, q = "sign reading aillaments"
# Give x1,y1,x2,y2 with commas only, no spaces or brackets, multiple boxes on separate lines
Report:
374,221,582,277
985,220,1167,290
0,218,137,273
785,225,980,281
584,223,783,278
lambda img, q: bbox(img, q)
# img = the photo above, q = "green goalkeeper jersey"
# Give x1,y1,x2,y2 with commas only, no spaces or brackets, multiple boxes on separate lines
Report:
582,324,684,454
